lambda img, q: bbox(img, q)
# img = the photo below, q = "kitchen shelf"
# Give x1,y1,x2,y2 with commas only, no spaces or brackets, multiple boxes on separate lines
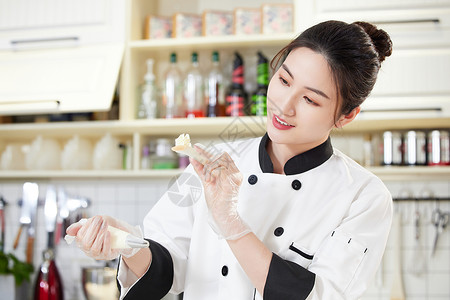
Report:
128,33,297,52
0,117,266,139
0,116,449,139
0,116,450,139
366,166,450,181
0,166,448,180
0,169,182,179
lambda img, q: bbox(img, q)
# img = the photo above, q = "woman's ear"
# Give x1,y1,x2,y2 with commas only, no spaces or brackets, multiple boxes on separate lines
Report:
335,106,361,128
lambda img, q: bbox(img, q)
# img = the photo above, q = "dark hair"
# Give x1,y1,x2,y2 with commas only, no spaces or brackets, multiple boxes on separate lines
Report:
271,20,393,119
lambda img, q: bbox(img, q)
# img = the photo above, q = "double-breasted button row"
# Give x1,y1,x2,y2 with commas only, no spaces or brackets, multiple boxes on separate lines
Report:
274,227,284,237
221,265,228,276
247,175,302,191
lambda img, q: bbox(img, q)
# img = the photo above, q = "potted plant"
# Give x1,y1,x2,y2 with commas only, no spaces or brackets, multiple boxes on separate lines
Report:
0,250,34,299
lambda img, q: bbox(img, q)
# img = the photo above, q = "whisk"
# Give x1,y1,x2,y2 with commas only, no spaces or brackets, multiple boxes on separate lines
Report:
408,209,427,276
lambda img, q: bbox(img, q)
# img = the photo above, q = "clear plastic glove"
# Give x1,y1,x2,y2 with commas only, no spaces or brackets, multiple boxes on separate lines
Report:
190,144,251,240
65,215,144,260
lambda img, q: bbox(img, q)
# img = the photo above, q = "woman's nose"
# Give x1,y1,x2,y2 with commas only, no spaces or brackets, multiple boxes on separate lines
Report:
272,93,295,117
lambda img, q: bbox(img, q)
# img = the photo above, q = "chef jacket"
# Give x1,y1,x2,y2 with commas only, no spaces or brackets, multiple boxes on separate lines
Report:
117,133,393,300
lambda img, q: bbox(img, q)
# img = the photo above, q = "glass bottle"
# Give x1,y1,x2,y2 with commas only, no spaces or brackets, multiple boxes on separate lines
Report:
226,52,247,116
162,53,184,118
251,52,269,116
137,59,158,119
184,52,205,118
205,51,226,117
34,249,64,300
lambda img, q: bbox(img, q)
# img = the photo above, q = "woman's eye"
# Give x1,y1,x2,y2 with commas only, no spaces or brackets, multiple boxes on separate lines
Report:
304,97,318,106
279,76,289,86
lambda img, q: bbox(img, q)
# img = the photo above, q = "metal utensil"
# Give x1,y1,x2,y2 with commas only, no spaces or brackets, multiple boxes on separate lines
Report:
34,185,64,300
24,182,39,264
431,208,449,256
13,183,36,249
408,209,426,276
44,186,58,249
0,196,6,252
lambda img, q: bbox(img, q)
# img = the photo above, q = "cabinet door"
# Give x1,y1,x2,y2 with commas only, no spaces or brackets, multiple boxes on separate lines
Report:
0,0,125,116
360,48,450,119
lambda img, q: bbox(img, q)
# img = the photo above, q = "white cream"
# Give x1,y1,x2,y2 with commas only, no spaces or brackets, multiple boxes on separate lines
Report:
64,219,148,249
107,225,131,249
175,133,192,147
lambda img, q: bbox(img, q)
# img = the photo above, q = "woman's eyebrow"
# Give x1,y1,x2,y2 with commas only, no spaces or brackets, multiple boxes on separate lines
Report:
281,64,294,79
282,64,330,100
306,86,330,100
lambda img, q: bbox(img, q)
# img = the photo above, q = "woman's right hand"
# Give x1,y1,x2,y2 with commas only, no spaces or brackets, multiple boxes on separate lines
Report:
66,215,122,260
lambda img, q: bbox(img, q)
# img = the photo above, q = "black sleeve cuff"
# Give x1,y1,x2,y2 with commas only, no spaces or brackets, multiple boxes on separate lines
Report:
263,253,315,300
118,239,174,300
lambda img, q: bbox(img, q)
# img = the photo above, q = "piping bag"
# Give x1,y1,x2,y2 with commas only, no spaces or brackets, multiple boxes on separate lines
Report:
64,219,149,249
171,133,209,165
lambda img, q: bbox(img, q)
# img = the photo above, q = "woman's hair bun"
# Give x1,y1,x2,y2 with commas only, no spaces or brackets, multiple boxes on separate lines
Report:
353,21,393,63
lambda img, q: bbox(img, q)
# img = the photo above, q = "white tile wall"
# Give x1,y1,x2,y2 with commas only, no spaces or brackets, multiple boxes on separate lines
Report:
0,177,449,300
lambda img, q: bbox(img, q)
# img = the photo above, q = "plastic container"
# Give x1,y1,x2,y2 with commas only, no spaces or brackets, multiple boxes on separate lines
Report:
0,144,26,170
61,135,93,170
92,133,122,170
25,136,61,170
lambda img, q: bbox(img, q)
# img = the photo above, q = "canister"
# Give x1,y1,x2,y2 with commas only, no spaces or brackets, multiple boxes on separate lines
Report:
404,131,427,165
383,131,402,165
428,130,450,165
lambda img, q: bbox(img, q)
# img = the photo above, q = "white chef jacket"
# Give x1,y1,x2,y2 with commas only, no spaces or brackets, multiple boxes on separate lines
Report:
117,134,393,300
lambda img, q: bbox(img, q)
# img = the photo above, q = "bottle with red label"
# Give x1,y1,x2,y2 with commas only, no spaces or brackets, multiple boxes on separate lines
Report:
226,52,247,116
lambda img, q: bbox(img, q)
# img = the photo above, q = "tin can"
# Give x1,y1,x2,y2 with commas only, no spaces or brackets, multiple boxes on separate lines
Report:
416,131,427,165
428,130,450,165
383,131,402,165
404,131,416,165
404,131,427,165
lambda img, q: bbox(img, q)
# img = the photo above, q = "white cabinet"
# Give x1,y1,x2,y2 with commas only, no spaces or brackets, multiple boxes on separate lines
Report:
0,0,126,115
294,0,450,119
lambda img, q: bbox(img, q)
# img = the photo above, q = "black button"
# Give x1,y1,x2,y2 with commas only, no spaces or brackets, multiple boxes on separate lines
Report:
274,227,284,237
291,179,301,190
248,174,258,185
221,265,228,276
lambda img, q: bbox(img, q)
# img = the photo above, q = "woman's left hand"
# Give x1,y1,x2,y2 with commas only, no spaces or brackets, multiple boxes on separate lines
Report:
190,145,250,240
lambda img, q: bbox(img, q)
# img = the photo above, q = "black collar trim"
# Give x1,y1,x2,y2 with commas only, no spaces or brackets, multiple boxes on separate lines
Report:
258,133,333,175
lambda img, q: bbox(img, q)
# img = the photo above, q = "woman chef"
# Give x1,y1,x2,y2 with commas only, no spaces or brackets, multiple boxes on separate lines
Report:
67,20,393,299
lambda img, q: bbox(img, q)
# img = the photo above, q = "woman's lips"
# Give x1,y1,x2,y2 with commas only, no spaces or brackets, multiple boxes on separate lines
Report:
272,114,294,130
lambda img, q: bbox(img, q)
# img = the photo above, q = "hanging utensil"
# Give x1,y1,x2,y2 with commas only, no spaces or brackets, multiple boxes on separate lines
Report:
26,183,39,264
13,183,37,250
0,196,6,252
408,204,426,276
390,209,406,300
44,186,57,249
34,185,64,300
431,208,449,256
14,183,39,264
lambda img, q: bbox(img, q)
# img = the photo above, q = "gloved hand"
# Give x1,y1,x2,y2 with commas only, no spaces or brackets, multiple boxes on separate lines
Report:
190,144,251,240
66,215,143,260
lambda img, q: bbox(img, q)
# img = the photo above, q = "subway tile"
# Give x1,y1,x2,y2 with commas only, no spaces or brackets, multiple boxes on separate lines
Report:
427,273,450,295
1,179,449,299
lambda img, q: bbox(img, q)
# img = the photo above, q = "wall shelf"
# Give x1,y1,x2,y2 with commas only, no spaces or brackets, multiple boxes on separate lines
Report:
0,166,448,180
1,116,449,139
128,33,296,53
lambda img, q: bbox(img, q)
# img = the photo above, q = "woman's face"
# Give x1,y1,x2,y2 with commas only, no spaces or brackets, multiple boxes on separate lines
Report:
267,47,340,151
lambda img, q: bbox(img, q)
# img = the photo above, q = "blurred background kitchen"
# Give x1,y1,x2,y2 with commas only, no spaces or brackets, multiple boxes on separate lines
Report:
0,0,449,299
